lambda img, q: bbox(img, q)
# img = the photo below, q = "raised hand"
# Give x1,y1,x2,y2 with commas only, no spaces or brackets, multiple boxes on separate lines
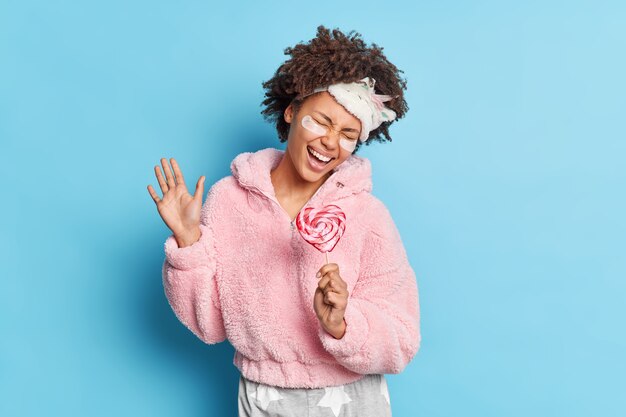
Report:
147,157,205,247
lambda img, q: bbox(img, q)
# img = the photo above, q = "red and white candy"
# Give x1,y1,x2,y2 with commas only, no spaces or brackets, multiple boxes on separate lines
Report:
295,204,346,258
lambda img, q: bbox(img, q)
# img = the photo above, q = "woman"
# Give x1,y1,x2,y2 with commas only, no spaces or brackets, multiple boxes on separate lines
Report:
147,25,421,417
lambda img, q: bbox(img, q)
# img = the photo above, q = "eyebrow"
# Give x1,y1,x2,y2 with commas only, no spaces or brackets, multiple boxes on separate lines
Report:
313,111,360,134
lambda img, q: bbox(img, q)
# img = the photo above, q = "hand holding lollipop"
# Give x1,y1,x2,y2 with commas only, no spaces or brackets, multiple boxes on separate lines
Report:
296,204,349,339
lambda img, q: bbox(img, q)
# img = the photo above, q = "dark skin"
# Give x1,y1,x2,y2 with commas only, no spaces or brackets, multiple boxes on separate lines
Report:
314,263,348,339
147,158,204,248
271,91,360,220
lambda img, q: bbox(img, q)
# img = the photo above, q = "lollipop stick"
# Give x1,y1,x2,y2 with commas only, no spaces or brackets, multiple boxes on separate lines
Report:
325,252,329,265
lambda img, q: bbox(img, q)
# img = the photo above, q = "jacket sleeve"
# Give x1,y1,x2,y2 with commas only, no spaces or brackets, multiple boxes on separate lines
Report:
162,186,227,345
317,198,421,374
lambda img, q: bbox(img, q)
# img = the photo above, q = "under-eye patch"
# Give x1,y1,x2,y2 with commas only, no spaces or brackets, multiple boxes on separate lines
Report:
301,115,327,135
339,138,357,153
301,114,358,153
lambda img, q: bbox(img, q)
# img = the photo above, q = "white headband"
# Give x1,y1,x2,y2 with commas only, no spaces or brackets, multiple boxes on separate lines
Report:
298,77,398,141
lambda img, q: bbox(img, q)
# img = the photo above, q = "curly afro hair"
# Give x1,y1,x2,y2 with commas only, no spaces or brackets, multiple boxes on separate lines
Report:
260,25,409,154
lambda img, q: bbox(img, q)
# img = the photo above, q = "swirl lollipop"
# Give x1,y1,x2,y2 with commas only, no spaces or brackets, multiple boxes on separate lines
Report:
295,204,346,264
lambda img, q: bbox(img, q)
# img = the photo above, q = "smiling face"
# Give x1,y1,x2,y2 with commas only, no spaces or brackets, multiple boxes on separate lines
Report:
283,91,362,183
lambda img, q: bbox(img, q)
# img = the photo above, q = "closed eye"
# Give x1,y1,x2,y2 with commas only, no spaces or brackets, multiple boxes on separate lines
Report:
313,118,358,140
313,111,360,138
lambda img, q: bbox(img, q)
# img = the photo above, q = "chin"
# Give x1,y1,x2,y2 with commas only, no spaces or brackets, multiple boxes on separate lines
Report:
298,161,327,183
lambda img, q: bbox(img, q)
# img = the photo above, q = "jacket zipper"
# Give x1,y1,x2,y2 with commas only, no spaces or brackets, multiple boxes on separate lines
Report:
243,183,326,230
243,183,298,237
242,181,353,243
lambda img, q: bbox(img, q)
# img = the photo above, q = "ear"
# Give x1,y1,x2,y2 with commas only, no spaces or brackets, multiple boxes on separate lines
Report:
284,104,294,124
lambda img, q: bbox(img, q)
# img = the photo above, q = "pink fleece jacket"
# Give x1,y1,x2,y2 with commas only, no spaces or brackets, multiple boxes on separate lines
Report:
162,147,421,389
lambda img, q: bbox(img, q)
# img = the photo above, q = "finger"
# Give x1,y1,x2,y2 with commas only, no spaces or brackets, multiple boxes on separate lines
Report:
332,271,348,289
161,157,176,188
147,185,161,204
154,165,169,194
327,289,348,306
324,290,344,306
319,274,343,295
318,275,331,292
316,262,339,278
324,291,333,305
321,271,339,291
194,176,205,201
170,158,186,187
323,280,336,295
323,270,346,288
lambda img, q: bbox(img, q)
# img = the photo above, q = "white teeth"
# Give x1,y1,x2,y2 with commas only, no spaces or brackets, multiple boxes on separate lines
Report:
308,147,331,163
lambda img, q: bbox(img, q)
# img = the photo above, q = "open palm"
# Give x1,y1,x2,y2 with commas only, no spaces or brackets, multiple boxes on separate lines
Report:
147,157,205,242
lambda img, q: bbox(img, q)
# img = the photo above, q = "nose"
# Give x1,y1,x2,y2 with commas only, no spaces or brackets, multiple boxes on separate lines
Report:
319,126,342,151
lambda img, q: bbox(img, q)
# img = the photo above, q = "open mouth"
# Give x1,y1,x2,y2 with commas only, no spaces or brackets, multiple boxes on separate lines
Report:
307,146,334,165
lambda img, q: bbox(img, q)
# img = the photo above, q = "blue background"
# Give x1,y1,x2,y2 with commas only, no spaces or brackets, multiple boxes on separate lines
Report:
2,0,625,416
